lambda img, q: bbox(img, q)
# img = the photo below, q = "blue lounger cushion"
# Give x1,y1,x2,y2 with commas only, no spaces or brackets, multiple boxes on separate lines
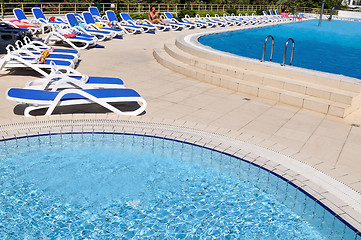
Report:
31,52,75,60
101,27,123,32
72,36,96,41
44,59,72,66
71,76,124,85
13,8,27,21
85,29,112,35
21,58,72,66
51,49,79,55
8,88,141,101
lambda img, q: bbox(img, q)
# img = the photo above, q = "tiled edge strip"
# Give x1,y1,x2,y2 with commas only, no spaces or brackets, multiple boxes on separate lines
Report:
0,115,361,234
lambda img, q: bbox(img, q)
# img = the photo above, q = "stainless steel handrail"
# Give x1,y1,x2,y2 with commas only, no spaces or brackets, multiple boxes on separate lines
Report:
282,38,295,66
261,35,274,62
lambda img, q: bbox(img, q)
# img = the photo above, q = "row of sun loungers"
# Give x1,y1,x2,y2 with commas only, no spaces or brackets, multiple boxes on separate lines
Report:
11,7,292,45
1,7,292,117
2,7,150,117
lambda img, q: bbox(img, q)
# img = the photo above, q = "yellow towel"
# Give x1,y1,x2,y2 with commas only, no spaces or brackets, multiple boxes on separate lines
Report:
94,23,103,28
40,49,50,58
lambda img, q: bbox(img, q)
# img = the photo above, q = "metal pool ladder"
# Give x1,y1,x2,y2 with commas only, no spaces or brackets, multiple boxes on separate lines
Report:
282,38,295,66
261,35,274,62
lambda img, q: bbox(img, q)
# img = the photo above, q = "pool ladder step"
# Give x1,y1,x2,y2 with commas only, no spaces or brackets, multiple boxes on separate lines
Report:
261,35,295,66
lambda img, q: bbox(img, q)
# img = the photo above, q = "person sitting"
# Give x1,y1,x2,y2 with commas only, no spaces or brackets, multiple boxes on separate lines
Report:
148,6,169,25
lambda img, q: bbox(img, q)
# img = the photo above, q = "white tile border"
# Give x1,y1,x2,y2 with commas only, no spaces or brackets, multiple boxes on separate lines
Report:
1,118,361,233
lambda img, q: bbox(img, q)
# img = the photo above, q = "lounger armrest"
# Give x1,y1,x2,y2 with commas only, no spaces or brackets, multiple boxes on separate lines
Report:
142,19,152,24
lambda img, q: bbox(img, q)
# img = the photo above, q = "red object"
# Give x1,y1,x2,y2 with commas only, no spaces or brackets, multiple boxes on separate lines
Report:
64,33,76,38
37,55,46,64
49,16,56,22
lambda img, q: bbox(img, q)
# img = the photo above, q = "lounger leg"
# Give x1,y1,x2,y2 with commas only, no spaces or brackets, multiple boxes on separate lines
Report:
24,105,46,117
46,89,147,116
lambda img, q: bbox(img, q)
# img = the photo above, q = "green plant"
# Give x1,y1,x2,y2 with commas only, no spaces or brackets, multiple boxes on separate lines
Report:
226,8,237,15
256,9,266,15
196,11,228,17
237,10,256,16
177,9,197,18
128,13,148,20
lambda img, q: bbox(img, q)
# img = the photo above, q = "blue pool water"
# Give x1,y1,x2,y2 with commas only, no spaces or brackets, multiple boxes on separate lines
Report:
198,20,361,79
0,133,358,239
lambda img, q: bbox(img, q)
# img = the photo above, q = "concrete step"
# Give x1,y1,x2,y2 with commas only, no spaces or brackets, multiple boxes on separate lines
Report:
153,47,353,117
175,37,361,94
165,42,360,107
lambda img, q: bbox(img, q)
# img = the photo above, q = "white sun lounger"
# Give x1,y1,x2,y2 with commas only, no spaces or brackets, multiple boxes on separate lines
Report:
26,74,125,90
120,12,157,33
18,36,80,59
25,62,125,90
66,13,113,41
164,12,195,29
89,7,110,22
0,45,77,76
31,7,67,33
6,87,147,117
14,40,78,63
105,10,144,34
43,24,98,50
82,12,124,38
200,14,227,27
182,15,208,28
6,44,76,65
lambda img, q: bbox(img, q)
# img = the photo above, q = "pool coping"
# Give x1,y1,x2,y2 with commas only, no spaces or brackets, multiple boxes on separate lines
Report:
1,117,361,234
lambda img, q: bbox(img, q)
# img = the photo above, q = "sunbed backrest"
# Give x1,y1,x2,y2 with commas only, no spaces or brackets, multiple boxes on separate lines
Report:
120,13,132,21
106,11,117,22
89,7,101,17
66,13,79,27
164,12,173,19
83,12,96,24
13,8,27,21
32,8,46,20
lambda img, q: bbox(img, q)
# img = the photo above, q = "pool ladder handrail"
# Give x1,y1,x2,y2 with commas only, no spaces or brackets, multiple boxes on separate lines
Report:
282,38,295,66
261,35,274,62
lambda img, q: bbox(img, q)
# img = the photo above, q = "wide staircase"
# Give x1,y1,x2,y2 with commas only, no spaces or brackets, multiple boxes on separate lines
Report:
153,35,361,118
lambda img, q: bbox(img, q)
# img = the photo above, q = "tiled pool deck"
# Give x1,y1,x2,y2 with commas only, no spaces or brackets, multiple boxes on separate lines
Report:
1,23,361,231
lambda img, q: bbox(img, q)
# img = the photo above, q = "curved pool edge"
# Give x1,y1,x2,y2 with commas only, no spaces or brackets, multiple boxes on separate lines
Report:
1,116,361,233
178,22,361,86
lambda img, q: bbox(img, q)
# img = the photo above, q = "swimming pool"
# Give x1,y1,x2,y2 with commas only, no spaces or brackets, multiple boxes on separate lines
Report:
198,20,361,79
0,133,358,239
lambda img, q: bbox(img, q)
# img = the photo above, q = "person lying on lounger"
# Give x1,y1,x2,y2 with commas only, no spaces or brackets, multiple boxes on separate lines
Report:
6,20,40,29
148,6,169,26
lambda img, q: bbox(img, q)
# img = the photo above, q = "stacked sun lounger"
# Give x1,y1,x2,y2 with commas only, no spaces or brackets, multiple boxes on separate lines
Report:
2,19,147,117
